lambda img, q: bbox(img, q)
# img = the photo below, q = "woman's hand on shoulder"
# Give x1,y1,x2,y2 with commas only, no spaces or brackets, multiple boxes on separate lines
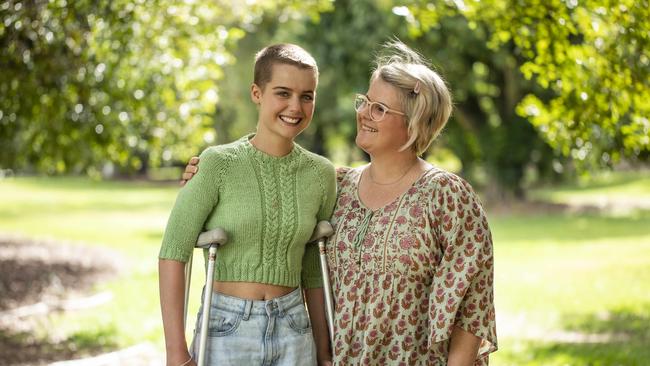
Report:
180,157,200,186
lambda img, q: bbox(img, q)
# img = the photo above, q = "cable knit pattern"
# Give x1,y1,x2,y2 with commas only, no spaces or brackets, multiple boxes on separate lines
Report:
279,159,298,267
159,134,337,288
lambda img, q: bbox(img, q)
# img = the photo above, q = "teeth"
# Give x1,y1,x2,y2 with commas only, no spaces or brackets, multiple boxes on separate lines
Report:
280,116,301,124
362,124,378,132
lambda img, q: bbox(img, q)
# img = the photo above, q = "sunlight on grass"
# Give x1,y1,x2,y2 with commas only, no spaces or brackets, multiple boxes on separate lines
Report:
490,198,650,364
529,170,650,211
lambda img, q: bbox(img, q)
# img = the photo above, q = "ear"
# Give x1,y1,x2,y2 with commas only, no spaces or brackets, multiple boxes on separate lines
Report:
250,83,262,104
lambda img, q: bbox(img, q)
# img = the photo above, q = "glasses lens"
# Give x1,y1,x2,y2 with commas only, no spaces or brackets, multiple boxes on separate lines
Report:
354,95,366,112
370,103,386,121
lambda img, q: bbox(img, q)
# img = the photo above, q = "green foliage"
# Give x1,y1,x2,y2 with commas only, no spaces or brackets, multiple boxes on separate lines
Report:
0,0,330,176
459,0,650,168
3,0,648,195
409,10,558,196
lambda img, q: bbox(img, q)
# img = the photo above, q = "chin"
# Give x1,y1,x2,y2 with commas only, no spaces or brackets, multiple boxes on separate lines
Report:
355,135,371,153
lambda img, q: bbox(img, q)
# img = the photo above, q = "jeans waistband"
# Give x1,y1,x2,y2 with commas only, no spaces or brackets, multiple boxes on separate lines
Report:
208,287,304,317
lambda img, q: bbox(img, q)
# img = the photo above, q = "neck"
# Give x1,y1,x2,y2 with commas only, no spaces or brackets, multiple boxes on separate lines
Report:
250,131,293,157
368,150,419,183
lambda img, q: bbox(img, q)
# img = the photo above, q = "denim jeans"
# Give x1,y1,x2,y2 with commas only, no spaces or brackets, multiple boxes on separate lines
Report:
190,287,317,366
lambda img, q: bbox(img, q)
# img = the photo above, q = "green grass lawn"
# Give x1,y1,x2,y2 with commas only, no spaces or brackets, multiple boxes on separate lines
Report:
0,177,178,354
1,174,649,365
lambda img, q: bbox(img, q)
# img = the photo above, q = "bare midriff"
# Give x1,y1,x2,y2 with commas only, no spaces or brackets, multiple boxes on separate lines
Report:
212,281,296,301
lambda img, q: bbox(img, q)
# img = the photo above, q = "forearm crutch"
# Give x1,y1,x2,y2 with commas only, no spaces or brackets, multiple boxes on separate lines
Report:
183,228,228,366
308,221,335,344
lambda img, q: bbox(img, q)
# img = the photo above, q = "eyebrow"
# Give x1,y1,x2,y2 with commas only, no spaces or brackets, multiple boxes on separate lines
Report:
364,94,391,108
273,86,314,94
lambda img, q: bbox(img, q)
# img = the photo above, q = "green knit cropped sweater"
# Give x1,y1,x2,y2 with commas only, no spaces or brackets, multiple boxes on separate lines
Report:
159,135,337,288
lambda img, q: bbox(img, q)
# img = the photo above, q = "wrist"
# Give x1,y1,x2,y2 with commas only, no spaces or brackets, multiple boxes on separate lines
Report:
317,349,332,362
179,356,193,366
166,350,191,366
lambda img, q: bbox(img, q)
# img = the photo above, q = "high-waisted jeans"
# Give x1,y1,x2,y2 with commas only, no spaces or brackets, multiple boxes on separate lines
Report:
190,287,317,366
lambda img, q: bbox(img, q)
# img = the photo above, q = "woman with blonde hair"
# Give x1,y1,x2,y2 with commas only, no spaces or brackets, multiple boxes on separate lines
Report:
328,40,497,365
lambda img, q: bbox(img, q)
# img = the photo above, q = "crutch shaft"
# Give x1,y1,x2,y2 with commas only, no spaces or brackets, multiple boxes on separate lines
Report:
183,253,193,329
197,245,218,366
318,239,335,344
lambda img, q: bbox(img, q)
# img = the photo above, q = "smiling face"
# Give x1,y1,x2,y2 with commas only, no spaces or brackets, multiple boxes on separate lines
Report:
355,77,410,156
251,63,317,146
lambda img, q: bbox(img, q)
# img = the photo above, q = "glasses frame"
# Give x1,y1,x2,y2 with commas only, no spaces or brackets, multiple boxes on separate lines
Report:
354,94,406,122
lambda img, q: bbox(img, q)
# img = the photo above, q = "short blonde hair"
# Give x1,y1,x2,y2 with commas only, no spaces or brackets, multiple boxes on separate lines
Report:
371,40,452,155
254,43,318,89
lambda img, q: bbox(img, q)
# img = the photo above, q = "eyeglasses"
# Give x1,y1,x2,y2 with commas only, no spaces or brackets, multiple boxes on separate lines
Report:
354,94,406,122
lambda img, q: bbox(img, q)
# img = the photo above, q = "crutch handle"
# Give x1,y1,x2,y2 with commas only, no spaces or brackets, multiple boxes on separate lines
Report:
185,228,228,325
196,228,228,248
309,220,334,243
183,227,228,366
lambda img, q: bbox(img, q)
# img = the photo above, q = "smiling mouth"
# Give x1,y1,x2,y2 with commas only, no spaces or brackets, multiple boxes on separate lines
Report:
280,115,302,125
361,124,378,133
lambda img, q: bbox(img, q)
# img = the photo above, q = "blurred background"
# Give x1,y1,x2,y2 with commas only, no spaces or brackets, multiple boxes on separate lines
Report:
1,0,648,365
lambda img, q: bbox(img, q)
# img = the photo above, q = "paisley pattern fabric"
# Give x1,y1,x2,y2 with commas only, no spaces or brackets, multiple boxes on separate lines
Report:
328,166,497,365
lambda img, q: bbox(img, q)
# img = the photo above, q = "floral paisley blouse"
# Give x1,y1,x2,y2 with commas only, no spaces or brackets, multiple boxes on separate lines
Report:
328,166,497,365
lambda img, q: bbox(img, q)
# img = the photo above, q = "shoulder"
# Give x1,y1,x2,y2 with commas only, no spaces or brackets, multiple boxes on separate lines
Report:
424,167,476,195
335,166,352,178
296,145,333,168
336,166,359,186
295,145,335,174
198,139,245,166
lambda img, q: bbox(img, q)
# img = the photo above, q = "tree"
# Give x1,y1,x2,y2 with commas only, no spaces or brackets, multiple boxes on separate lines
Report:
391,3,559,197
0,0,331,176
433,0,650,169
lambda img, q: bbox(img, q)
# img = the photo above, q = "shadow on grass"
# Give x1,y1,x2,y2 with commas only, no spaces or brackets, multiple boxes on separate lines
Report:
503,307,650,365
0,237,123,365
0,259,110,312
0,238,120,311
0,326,118,365
563,306,650,338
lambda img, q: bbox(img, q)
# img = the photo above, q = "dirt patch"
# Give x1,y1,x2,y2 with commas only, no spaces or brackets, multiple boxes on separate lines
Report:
0,235,123,365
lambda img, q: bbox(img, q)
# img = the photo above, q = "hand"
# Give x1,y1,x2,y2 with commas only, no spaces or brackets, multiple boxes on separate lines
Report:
180,156,200,186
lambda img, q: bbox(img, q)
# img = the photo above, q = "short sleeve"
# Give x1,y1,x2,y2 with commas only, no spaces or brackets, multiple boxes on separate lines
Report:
158,147,227,262
301,161,337,288
427,173,497,359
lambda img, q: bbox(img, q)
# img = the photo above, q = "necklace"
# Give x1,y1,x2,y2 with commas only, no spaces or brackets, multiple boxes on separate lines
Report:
367,160,418,186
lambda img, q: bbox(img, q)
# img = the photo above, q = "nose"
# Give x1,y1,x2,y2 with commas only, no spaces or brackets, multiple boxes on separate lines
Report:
288,95,301,112
357,103,372,120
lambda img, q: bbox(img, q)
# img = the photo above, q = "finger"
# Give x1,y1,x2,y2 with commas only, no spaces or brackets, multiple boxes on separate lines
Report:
182,172,193,180
180,179,187,187
185,165,198,174
189,156,199,165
